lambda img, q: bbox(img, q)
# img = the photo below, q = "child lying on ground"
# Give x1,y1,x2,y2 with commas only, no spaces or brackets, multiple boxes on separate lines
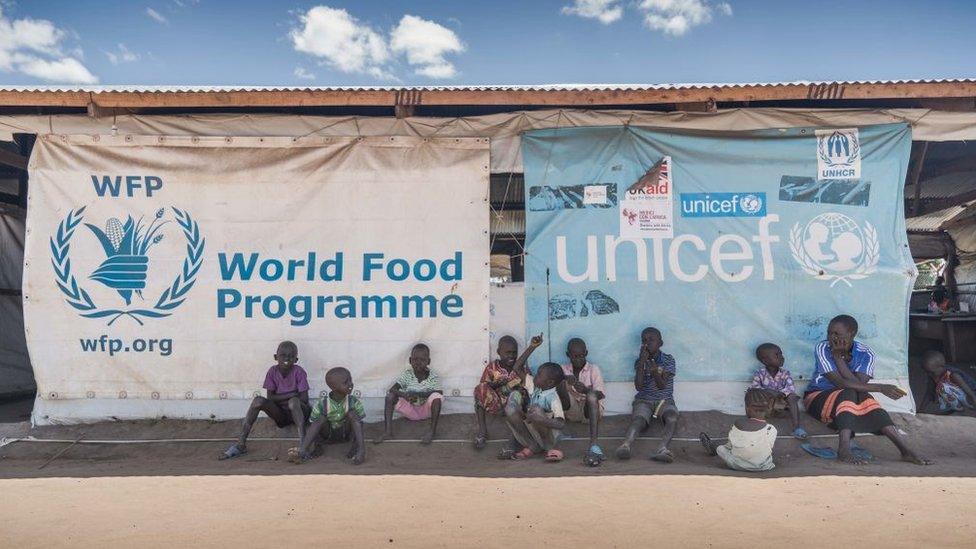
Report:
920,350,976,414
700,388,778,472
750,342,808,439
506,362,567,462
288,367,366,465
473,334,543,453
220,340,310,460
559,337,606,465
376,343,444,445
616,327,679,463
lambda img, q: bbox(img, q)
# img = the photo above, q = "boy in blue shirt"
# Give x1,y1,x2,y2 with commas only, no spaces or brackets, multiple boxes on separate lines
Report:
616,327,679,463
506,362,567,462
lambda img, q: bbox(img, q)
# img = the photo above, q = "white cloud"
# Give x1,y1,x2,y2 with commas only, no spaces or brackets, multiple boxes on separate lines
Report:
0,8,98,83
290,6,390,76
104,43,138,65
561,0,623,24
639,0,732,36
290,6,464,80
145,7,168,24
293,66,315,80
390,15,464,79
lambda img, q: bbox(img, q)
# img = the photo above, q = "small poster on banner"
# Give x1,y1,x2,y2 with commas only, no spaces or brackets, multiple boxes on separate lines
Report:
620,156,673,239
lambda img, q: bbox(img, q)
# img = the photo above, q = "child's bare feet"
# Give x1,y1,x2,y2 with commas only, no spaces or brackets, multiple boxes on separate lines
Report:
901,451,933,466
345,445,357,459
837,448,867,465
473,432,487,450
351,450,365,465
287,447,308,465
615,442,632,460
373,432,392,444
421,430,435,445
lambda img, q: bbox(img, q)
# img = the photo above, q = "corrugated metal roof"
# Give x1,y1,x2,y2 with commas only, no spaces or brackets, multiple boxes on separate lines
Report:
906,171,976,200
907,205,969,232
1,79,974,93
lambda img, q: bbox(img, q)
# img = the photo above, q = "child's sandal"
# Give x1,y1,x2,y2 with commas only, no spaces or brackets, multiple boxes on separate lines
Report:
545,449,564,462
513,447,536,460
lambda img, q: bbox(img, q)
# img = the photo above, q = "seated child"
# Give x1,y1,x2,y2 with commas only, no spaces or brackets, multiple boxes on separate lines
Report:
473,333,543,452
750,342,808,439
376,343,443,445
505,362,567,462
616,327,679,463
699,388,778,472
288,367,366,465
920,350,976,414
559,337,607,464
220,340,310,460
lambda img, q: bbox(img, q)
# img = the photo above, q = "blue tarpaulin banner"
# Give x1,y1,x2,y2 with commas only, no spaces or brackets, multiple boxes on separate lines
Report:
522,124,914,384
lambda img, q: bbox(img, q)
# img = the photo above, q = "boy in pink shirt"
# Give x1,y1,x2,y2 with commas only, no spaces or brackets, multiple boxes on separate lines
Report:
558,338,607,465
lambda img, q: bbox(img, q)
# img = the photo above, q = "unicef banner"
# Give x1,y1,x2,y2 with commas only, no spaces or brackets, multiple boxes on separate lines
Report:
24,135,489,403
523,124,914,384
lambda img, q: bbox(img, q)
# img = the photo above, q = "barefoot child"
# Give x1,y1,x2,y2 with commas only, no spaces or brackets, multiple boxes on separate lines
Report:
506,362,567,462
804,314,932,465
920,350,976,413
376,344,443,445
473,334,543,452
700,388,778,472
616,327,679,463
288,367,366,465
750,343,808,439
220,340,310,460
559,338,607,464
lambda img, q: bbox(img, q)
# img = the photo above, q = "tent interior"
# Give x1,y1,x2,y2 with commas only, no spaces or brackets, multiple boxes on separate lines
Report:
2,117,976,421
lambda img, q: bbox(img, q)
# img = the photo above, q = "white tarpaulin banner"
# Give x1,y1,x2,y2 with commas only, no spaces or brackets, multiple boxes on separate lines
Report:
24,135,489,406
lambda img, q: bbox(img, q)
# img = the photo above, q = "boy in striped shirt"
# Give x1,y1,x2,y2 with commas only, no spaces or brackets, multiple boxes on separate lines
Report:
616,327,679,463
376,343,444,445
288,366,366,465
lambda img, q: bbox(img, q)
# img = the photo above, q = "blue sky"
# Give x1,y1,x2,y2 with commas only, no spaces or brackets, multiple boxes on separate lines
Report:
1,0,974,86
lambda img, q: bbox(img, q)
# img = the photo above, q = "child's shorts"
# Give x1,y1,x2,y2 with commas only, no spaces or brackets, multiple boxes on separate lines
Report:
632,398,677,423
565,392,604,423
395,392,444,421
272,400,312,428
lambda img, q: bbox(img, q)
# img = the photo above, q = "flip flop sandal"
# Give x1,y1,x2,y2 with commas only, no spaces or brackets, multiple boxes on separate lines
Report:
545,449,564,462
651,448,675,463
800,442,837,459
218,444,247,460
583,445,605,467
497,447,518,460
474,434,487,450
513,447,536,460
792,427,809,440
287,447,308,464
615,444,632,460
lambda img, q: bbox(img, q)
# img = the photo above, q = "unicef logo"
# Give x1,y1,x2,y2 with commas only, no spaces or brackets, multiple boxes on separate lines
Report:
50,206,205,325
740,194,763,215
789,212,879,287
818,130,860,168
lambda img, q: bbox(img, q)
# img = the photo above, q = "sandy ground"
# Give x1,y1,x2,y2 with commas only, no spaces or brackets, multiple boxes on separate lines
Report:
1,474,975,548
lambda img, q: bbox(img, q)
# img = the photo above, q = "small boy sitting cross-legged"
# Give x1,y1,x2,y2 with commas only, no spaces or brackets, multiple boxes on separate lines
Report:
615,327,679,463
750,342,808,439
375,343,444,445
700,388,778,472
288,367,366,465
220,340,310,460
506,362,567,462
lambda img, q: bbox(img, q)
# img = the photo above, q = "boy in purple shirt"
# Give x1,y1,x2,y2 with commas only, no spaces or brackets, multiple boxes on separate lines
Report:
220,340,311,460
750,342,808,439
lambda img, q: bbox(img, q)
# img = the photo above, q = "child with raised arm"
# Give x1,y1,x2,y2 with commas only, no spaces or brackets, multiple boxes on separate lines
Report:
559,337,607,465
750,342,808,439
804,314,931,465
220,340,310,460
288,367,366,465
473,333,543,452
506,362,567,462
920,350,976,414
376,343,443,445
615,327,679,463
700,388,778,472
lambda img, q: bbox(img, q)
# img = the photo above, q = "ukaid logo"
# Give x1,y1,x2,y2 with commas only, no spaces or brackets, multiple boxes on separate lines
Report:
816,128,861,180
50,206,205,325
680,192,766,217
789,212,878,287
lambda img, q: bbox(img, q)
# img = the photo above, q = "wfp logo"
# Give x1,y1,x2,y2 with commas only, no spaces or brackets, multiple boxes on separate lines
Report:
679,192,766,218
816,128,861,180
50,207,205,325
789,212,878,287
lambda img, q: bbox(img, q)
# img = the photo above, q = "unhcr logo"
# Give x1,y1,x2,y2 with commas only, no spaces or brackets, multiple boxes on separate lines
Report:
816,128,861,180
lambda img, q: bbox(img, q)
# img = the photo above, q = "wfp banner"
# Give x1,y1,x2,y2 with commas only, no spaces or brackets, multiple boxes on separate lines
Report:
523,124,913,383
24,135,489,400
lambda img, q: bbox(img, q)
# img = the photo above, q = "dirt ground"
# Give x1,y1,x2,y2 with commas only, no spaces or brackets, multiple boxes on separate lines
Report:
2,406,976,547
